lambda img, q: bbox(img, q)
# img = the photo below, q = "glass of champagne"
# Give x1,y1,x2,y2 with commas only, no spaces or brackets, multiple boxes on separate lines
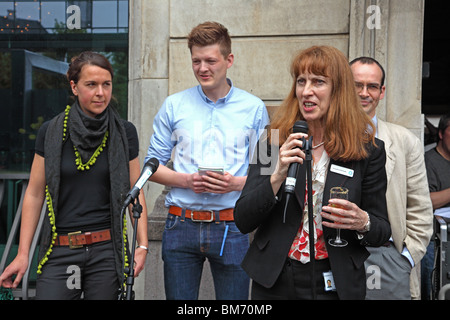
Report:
328,187,348,247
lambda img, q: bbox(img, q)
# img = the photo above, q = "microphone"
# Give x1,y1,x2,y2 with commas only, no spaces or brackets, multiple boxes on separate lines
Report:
284,121,309,194
123,157,159,206
282,121,308,223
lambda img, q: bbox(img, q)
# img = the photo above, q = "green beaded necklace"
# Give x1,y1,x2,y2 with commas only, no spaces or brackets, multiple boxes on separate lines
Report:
63,105,109,171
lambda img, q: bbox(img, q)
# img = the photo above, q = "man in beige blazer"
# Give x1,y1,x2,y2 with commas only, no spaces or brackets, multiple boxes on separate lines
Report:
351,57,433,299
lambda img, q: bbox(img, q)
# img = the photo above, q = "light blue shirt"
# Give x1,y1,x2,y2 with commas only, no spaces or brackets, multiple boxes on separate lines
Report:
145,79,270,211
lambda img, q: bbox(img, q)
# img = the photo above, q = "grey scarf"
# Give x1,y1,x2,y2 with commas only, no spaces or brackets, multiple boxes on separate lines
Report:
68,101,109,163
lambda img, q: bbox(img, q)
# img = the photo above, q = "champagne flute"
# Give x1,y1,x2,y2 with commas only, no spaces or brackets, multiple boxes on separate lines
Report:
328,187,348,247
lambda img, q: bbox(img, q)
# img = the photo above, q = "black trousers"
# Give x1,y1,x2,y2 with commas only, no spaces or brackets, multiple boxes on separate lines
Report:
251,258,339,300
36,240,120,300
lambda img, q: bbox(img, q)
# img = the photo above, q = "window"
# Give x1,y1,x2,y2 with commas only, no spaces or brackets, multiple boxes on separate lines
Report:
0,0,129,173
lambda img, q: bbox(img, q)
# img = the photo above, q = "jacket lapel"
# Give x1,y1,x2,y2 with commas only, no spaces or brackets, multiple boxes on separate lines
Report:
293,158,355,207
377,120,395,183
324,160,355,203
294,163,307,207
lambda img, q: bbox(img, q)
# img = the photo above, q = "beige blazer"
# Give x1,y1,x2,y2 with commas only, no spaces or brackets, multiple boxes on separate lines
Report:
378,119,433,298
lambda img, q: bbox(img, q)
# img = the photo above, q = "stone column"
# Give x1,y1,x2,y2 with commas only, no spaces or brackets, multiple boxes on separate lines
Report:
128,0,169,299
349,0,425,140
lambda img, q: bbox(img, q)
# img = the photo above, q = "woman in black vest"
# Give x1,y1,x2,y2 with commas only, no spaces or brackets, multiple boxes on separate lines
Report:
0,52,148,299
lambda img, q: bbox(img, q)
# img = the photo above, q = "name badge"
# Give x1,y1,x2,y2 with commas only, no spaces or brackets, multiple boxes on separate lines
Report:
330,164,354,178
323,271,336,291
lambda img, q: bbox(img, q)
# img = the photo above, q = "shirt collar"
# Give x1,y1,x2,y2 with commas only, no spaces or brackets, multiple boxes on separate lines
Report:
197,78,234,104
372,115,378,138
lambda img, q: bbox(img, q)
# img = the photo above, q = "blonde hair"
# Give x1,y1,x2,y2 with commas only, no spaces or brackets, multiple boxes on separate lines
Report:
269,46,375,161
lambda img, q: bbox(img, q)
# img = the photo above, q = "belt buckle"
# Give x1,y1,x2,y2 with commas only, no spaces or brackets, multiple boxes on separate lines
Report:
68,231,83,249
191,210,214,223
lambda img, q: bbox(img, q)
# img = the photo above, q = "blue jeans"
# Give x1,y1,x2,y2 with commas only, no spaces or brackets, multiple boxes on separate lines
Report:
421,241,434,300
162,213,250,300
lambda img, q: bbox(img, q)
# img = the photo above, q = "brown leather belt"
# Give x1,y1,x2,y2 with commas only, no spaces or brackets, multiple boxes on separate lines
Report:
55,229,111,249
169,206,234,222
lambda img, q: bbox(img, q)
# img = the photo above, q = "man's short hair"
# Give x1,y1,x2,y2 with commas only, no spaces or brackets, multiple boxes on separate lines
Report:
349,56,386,87
187,21,232,58
438,113,450,141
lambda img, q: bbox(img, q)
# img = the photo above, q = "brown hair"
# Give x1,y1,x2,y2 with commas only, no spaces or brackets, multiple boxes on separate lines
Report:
269,46,375,161
438,113,450,142
187,21,232,58
67,51,114,83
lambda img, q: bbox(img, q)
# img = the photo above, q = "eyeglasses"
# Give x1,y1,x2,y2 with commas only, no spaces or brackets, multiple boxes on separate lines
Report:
354,82,382,94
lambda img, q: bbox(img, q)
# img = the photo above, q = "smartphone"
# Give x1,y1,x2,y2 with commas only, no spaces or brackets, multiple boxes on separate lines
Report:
198,165,224,176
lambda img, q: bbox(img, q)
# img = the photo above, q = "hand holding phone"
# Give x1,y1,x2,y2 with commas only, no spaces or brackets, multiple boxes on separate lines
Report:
198,165,224,176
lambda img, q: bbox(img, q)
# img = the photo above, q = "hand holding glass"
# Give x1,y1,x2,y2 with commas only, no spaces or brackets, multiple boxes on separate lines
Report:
328,187,348,247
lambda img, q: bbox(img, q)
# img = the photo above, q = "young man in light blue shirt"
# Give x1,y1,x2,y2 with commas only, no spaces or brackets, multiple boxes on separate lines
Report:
145,21,269,300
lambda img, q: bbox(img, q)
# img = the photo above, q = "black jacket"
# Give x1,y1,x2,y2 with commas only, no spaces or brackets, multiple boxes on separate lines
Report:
234,138,391,300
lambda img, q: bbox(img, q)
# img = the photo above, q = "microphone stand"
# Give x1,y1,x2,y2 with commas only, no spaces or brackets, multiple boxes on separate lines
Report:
304,136,316,300
123,196,143,300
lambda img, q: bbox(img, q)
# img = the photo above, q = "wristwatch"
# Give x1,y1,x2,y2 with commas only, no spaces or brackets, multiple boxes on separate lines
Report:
356,211,371,239
361,211,371,233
